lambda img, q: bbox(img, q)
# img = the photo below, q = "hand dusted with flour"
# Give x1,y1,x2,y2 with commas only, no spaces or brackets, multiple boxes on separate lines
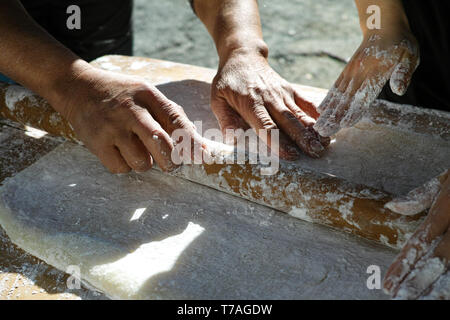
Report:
314,0,420,137
384,170,450,299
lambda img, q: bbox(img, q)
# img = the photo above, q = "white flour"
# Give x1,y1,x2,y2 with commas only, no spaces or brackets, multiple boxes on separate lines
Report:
4,85,36,112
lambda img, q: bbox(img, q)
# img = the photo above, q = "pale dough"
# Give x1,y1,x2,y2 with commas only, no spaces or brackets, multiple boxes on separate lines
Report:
0,143,397,299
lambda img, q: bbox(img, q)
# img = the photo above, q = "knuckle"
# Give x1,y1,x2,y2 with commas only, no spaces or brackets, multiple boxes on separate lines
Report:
281,82,294,93
247,97,263,111
394,42,419,62
139,81,156,93
163,104,189,128
252,86,265,96
261,121,277,131
281,110,298,122
167,114,185,128
160,101,182,114
213,77,229,92
291,109,307,121
399,38,418,54
116,98,136,112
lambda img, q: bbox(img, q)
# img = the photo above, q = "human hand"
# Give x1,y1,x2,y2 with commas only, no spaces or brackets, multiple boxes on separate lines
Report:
383,170,450,299
54,67,203,173
314,27,419,137
211,50,330,160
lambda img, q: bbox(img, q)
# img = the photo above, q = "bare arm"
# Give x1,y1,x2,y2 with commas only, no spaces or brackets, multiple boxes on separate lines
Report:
0,0,203,173
193,0,267,67
355,0,410,33
0,0,90,116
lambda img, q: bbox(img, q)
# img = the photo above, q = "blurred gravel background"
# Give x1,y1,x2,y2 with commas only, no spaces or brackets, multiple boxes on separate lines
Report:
133,0,362,89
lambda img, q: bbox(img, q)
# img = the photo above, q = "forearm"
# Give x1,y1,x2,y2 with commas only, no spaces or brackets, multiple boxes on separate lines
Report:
193,0,268,66
0,0,92,115
354,0,410,35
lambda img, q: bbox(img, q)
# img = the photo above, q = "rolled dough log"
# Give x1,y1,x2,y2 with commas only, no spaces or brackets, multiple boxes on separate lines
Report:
1,56,449,249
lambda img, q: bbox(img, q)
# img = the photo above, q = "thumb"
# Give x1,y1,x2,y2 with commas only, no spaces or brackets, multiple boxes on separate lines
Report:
385,170,449,215
389,50,420,96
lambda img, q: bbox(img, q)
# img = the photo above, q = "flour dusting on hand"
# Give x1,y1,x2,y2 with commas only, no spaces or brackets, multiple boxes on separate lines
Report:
385,170,448,215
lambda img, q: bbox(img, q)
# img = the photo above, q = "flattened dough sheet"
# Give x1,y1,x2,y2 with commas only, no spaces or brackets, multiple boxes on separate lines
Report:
0,143,396,299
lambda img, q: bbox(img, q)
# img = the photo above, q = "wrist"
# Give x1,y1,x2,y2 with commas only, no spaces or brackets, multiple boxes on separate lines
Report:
361,19,411,39
218,36,268,68
46,59,94,119
356,0,410,36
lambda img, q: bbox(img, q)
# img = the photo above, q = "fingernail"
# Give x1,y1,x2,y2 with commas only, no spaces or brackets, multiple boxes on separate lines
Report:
284,150,300,161
278,145,300,161
319,135,331,147
310,139,324,154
